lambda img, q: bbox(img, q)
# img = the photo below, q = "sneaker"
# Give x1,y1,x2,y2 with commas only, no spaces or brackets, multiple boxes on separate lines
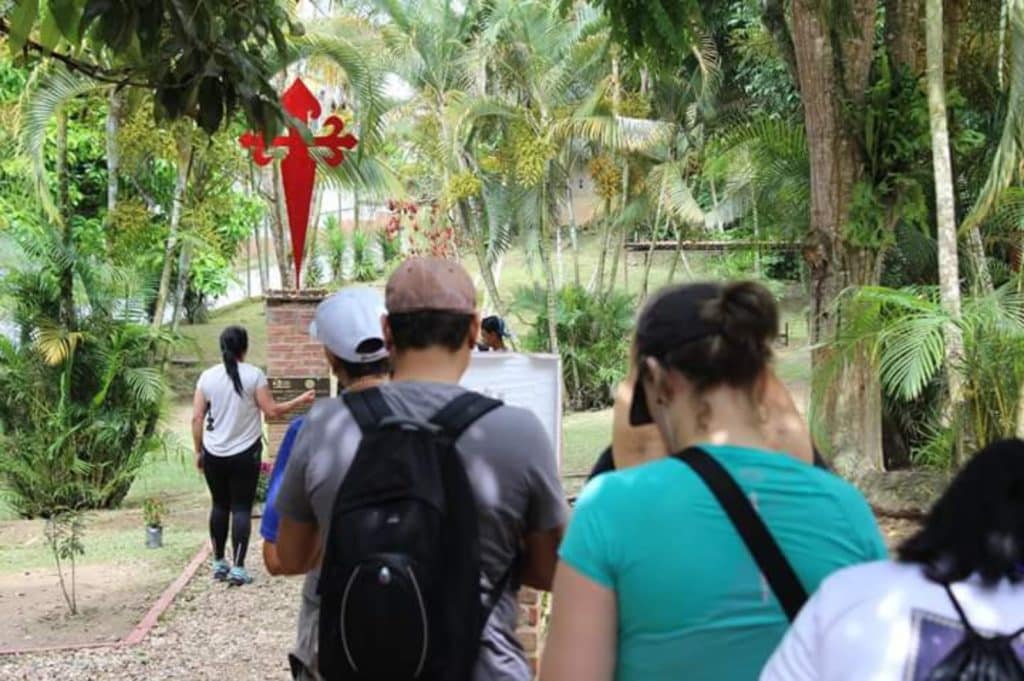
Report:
212,559,230,582
227,566,253,586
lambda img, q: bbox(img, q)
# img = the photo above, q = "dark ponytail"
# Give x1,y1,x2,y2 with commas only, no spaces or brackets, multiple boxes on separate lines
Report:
219,326,249,396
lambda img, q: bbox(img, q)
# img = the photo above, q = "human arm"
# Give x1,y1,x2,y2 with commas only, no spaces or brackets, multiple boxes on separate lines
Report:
760,370,814,465
191,387,207,470
539,562,617,681
272,418,323,575
260,418,304,576
275,516,322,575
517,409,569,591
255,385,315,420
521,526,564,591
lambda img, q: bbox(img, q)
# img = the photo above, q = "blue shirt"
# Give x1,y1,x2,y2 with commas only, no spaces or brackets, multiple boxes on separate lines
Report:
559,444,888,681
259,417,305,543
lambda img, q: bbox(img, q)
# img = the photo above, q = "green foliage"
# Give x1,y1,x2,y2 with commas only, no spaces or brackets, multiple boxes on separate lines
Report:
44,509,85,614
0,227,172,517
324,216,347,283
142,497,165,528
579,0,703,67
514,284,633,410
834,285,1024,468
3,0,301,134
349,229,380,282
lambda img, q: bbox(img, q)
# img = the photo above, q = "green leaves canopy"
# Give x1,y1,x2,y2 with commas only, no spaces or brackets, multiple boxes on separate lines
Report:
2,0,300,134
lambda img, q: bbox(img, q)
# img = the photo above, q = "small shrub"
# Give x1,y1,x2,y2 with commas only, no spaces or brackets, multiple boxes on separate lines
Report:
514,285,634,410
325,217,347,283
350,230,381,282
45,509,85,615
142,497,166,528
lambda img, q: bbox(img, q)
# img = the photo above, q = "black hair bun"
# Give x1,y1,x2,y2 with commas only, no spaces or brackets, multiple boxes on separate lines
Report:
703,281,778,345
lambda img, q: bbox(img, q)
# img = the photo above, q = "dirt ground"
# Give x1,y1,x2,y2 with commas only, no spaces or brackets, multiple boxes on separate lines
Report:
0,539,303,680
0,563,159,651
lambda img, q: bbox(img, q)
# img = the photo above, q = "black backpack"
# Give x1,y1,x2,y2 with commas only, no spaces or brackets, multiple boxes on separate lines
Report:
318,387,504,681
925,582,1024,680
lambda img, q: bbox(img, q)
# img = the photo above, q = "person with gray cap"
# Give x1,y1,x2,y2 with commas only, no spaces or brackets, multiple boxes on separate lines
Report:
260,286,391,680
274,257,567,681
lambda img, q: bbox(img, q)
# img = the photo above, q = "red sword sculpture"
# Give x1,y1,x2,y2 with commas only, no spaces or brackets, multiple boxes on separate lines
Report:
240,78,357,288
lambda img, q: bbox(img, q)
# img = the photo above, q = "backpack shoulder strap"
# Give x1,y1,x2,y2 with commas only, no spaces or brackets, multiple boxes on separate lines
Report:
430,391,503,439
944,583,1024,641
342,387,393,431
674,446,808,621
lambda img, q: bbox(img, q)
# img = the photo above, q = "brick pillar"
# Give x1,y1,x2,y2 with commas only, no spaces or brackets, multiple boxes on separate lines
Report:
518,588,544,676
264,289,331,455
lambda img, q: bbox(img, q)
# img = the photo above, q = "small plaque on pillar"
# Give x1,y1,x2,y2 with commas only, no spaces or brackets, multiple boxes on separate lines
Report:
268,376,331,422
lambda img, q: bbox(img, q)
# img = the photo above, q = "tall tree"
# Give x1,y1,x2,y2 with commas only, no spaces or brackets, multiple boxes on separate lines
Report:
926,0,967,464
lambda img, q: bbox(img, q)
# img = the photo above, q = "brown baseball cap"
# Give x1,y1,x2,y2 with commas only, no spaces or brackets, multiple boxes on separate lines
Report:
385,257,477,314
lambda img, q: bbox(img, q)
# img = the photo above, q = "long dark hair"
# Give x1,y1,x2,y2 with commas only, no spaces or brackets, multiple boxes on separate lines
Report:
219,326,249,397
898,439,1024,586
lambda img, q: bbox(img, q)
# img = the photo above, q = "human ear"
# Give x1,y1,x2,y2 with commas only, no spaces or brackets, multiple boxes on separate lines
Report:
468,314,482,349
382,314,395,352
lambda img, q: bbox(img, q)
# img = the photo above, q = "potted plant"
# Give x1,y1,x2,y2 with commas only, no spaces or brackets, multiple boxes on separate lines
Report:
143,497,166,549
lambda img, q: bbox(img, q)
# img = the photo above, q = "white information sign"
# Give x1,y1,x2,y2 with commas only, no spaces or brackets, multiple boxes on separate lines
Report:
460,353,563,467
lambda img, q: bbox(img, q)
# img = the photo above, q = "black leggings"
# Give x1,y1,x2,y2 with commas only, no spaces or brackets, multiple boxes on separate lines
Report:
203,439,261,567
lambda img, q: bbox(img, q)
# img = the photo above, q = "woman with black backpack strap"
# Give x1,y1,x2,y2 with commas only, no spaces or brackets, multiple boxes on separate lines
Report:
762,438,1024,681
542,281,886,681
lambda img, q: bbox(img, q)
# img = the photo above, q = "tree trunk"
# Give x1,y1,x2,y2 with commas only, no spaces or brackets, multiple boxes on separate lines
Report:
536,185,560,353
253,217,267,294
594,201,613,293
105,89,121,218
642,176,667,298
555,218,564,288
927,0,968,466
790,0,883,472
566,185,581,287
268,166,293,288
56,110,75,330
152,141,192,328
965,227,994,295
458,199,506,319
885,0,925,74
170,241,193,333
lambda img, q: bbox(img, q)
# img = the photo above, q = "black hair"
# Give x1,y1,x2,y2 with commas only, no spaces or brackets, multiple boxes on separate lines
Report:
658,281,778,391
481,316,502,334
219,326,249,397
898,439,1024,586
387,311,474,352
340,357,392,379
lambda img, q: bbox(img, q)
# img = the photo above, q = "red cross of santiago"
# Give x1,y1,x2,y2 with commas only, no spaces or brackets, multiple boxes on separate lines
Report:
240,78,358,288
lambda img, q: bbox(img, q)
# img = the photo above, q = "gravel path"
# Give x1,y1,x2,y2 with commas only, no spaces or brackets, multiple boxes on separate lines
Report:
0,539,304,680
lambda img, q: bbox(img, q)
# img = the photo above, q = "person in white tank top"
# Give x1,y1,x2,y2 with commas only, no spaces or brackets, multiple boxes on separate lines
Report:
762,439,1024,680
191,325,314,586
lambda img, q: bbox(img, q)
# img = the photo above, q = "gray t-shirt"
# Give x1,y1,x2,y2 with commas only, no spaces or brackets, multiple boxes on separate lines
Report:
276,381,568,681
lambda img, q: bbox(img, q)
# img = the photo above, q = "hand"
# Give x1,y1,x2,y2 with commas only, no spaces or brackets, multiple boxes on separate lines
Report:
195,450,204,472
298,389,316,406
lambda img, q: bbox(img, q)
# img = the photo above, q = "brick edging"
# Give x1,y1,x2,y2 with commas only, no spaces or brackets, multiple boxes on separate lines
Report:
0,541,211,656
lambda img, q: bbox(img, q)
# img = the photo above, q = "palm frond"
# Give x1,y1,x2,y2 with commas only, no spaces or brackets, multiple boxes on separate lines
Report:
19,66,104,222
961,9,1024,233
550,115,673,153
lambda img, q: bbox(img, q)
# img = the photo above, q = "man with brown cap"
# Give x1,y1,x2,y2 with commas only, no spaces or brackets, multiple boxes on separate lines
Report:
274,257,567,681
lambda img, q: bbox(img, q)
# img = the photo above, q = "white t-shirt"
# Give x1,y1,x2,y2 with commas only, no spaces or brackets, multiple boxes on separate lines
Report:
197,362,267,456
761,561,1024,681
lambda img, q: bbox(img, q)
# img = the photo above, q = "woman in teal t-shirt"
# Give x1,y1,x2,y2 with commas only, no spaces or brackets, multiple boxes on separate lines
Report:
541,282,886,681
